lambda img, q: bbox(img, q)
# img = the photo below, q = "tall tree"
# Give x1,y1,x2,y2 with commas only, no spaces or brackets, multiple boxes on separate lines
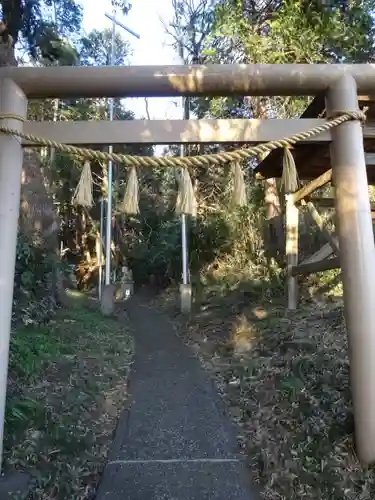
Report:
1,0,82,62
78,28,131,67
0,1,84,317
160,0,375,275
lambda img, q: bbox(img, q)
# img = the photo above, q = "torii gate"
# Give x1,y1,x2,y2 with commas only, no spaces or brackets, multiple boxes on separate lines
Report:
0,64,374,467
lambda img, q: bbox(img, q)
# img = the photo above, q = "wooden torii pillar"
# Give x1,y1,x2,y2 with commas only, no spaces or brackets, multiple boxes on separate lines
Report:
285,75,375,464
0,79,27,466
326,74,375,465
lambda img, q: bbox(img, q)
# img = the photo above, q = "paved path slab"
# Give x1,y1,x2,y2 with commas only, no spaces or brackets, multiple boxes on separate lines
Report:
0,472,32,499
96,298,257,500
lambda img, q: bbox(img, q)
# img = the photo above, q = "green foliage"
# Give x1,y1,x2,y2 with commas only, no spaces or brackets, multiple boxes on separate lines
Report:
9,326,63,379
150,0,375,298
129,211,233,285
20,21,153,305
5,301,134,499
1,0,83,62
14,233,57,326
6,397,44,430
209,0,375,64
78,28,131,66
36,25,79,65
10,0,375,320
127,176,283,293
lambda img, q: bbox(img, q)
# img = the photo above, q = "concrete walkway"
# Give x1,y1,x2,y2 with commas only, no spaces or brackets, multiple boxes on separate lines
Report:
96,298,257,500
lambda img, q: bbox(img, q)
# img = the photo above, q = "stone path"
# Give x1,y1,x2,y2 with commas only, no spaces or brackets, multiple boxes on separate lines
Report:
96,297,257,500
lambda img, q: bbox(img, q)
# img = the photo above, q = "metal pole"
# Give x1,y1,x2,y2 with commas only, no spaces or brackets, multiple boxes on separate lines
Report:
180,125,189,284
181,174,189,285
98,197,104,299
0,79,27,469
104,15,116,286
178,43,192,313
104,12,140,39
326,74,375,465
179,44,189,286
103,12,139,287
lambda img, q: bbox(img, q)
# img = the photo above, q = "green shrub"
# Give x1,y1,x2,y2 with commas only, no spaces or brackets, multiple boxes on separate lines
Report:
13,232,57,326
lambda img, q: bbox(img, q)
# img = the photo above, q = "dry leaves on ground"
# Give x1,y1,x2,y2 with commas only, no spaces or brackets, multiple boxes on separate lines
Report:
156,289,375,500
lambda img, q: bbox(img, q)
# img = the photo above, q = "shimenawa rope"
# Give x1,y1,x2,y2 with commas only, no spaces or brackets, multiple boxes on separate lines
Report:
0,109,366,213
0,110,367,170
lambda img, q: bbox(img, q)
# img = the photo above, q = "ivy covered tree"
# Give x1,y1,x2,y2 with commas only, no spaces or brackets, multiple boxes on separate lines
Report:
1,0,82,62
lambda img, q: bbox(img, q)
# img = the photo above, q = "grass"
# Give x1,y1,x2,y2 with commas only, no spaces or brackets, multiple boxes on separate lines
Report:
156,284,375,500
4,293,134,500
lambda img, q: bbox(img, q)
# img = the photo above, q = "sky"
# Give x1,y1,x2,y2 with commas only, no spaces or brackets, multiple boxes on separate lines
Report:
80,0,183,121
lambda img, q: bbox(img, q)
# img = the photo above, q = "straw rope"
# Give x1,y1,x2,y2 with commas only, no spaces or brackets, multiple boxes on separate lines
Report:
0,110,367,169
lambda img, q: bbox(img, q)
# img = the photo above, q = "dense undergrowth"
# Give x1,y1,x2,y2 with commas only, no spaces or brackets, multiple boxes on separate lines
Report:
5,293,133,500
13,232,58,326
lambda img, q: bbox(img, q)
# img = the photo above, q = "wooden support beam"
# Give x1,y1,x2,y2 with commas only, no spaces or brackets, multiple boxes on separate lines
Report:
309,197,335,208
359,95,375,103
291,256,340,276
366,153,375,166
292,169,332,204
311,197,375,214
301,241,336,265
19,119,375,146
301,200,340,255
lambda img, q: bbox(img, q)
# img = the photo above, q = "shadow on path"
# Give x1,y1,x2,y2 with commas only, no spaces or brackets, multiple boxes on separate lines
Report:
96,296,258,499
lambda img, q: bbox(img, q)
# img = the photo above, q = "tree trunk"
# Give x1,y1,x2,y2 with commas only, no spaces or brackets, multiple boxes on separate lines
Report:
254,98,284,259
0,39,66,307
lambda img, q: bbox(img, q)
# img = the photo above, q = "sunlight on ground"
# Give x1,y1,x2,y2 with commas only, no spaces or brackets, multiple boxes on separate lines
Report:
230,314,259,355
252,307,268,319
65,288,85,299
